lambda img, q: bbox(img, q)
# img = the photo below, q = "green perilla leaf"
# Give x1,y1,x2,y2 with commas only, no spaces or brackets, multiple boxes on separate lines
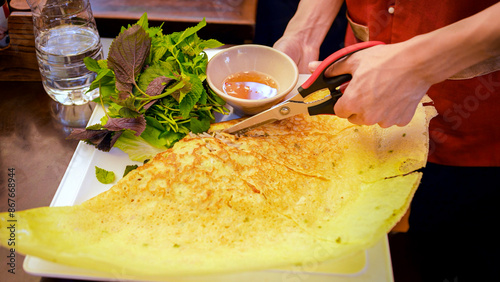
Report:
95,166,115,184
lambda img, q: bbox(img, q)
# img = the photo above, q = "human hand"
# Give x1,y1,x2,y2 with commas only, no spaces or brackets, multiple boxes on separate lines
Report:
274,36,320,74
309,43,432,128
271,0,343,73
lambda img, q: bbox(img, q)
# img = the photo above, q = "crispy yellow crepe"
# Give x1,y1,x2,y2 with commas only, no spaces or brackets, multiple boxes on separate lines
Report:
0,101,436,278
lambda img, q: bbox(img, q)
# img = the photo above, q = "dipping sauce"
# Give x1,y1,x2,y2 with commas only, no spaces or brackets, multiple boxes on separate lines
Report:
223,71,278,100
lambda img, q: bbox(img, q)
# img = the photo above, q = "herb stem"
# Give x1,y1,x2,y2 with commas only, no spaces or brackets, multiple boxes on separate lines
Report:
98,82,110,119
133,81,150,97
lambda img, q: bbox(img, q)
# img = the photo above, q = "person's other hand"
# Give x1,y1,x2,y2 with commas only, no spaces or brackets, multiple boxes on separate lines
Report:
274,36,320,74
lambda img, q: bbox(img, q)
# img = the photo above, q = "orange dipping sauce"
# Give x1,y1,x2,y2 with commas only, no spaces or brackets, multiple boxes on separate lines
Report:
223,71,278,100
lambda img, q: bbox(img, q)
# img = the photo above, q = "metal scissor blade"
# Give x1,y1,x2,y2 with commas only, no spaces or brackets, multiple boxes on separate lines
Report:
223,100,308,135
223,118,279,135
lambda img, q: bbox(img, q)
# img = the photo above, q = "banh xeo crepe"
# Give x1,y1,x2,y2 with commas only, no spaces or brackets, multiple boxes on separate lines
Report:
0,100,436,278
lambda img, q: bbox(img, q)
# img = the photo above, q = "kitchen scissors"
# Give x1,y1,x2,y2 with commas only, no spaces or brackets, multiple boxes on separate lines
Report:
223,41,385,135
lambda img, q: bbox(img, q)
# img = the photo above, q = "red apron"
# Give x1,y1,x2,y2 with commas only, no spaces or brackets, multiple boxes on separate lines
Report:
344,0,500,166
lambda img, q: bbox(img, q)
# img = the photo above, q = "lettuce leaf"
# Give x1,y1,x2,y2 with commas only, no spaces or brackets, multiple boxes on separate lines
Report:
114,130,166,162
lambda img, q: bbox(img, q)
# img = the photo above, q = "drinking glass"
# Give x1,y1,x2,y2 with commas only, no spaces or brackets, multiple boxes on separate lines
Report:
27,0,103,126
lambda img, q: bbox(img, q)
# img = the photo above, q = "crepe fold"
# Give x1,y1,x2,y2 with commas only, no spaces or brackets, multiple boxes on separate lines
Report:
0,102,436,278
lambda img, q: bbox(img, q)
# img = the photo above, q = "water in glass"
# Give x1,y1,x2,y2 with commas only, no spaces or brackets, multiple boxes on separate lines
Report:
35,25,103,105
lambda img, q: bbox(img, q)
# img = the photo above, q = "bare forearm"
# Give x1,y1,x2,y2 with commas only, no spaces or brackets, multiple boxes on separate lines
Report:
280,0,344,49
404,2,500,84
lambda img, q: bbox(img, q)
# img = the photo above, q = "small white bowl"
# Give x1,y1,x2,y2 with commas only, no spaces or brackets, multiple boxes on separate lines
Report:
206,44,299,115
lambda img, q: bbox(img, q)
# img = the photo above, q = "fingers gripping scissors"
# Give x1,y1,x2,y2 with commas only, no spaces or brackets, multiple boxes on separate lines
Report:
223,41,385,135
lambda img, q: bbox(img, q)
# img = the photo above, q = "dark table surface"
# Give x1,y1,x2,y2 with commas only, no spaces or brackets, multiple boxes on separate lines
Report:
0,81,82,281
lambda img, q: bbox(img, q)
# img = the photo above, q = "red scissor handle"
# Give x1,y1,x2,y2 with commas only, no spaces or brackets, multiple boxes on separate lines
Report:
298,41,385,98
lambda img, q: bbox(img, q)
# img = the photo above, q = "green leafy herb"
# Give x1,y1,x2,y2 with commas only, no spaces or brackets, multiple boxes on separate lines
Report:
95,166,116,184
123,165,139,177
69,13,227,161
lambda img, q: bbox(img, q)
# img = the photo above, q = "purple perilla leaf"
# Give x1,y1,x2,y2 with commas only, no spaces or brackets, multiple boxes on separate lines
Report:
95,130,123,152
143,100,157,111
116,80,133,93
117,91,131,100
67,128,108,143
146,76,173,96
107,24,151,92
104,116,147,136
143,76,174,110
67,128,122,152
